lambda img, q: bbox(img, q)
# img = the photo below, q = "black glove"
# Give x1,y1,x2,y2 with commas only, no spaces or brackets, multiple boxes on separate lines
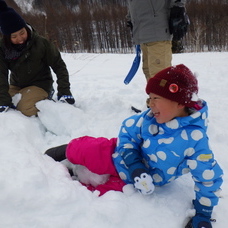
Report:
127,20,133,31
57,95,75,105
185,200,213,228
169,6,189,41
0,105,9,112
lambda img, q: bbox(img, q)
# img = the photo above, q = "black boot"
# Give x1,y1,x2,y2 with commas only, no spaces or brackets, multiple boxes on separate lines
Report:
44,144,68,162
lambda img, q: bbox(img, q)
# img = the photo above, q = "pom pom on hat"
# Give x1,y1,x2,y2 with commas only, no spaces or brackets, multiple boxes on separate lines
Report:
0,0,26,35
146,64,199,108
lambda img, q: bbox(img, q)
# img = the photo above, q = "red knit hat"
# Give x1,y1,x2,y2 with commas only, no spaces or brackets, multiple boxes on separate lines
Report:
146,64,199,108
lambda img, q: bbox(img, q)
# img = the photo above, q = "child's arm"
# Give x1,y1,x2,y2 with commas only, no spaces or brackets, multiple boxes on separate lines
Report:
116,111,149,152
187,136,223,206
113,111,154,195
186,135,223,227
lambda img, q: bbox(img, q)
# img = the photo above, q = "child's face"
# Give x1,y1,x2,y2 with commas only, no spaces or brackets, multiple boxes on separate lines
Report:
10,27,28,45
148,93,188,123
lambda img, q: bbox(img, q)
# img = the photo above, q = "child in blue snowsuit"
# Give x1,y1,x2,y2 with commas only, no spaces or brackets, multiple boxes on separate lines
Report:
112,64,223,228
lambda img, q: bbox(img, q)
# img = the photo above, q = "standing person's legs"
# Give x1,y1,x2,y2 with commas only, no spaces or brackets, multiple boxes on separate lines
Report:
14,86,48,116
141,41,172,82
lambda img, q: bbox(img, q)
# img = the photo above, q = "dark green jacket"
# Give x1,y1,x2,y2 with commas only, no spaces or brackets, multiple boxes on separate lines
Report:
0,28,72,106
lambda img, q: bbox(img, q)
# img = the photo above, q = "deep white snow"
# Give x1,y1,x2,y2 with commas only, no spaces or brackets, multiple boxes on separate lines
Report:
0,52,227,228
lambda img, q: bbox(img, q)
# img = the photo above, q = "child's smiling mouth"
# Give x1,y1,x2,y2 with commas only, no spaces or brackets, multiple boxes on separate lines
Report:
153,111,160,117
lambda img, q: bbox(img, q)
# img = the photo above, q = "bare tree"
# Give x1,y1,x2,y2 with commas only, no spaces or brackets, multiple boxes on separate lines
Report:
3,0,228,53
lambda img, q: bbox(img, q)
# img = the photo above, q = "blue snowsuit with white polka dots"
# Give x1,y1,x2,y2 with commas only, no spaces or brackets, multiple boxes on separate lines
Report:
113,101,223,207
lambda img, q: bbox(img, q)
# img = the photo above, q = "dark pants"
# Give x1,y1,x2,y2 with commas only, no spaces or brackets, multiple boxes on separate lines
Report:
45,144,74,176
45,144,68,161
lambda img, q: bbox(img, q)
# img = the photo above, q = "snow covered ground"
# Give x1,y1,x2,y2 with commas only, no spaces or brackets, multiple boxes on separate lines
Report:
0,52,227,228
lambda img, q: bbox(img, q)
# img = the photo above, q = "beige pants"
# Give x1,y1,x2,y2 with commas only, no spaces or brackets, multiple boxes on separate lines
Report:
141,41,172,82
9,85,48,117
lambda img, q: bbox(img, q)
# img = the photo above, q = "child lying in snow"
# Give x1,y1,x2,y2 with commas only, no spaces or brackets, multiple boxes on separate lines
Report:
112,64,223,228
45,136,125,196
46,64,223,228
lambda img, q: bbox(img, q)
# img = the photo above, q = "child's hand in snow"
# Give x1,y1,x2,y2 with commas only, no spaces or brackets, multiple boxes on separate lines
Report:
133,173,155,195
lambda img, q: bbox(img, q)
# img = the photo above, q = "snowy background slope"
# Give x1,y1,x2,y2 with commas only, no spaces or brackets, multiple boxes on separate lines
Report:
0,52,227,228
